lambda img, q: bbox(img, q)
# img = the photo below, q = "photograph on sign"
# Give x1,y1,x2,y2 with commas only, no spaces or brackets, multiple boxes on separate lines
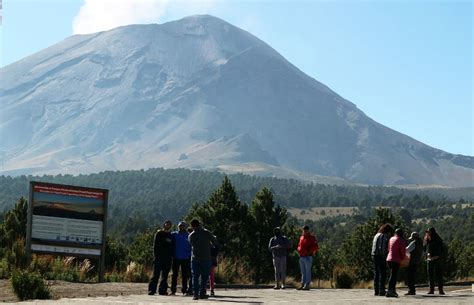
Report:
30,183,107,249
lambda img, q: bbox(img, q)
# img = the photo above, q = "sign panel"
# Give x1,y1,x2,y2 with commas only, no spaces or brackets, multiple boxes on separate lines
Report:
27,181,108,281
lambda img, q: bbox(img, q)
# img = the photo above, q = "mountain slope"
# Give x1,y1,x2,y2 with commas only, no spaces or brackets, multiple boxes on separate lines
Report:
1,15,472,186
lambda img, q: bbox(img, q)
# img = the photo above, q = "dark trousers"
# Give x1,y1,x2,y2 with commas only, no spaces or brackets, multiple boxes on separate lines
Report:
191,259,211,297
171,259,191,294
427,259,443,290
406,262,417,292
148,259,172,295
387,261,400,292
373,255,387,294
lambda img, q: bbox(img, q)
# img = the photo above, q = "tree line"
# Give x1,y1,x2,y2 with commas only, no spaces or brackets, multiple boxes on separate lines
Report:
0,176,472,286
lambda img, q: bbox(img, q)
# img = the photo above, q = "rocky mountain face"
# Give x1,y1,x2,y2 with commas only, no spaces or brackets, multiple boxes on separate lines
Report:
1,15,472,186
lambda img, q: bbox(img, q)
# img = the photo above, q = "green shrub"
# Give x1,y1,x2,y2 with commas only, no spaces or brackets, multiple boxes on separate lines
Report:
0,258,10,278
11,270,51,300
333,266,355,288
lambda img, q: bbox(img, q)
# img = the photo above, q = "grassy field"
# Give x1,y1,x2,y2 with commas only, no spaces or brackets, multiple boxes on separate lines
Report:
288,207,358,221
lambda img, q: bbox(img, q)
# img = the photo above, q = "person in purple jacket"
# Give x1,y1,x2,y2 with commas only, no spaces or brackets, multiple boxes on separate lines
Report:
170,221,192,295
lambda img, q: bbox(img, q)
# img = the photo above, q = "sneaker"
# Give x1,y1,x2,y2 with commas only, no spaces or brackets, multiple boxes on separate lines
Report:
170,292,176,296
148,291,155,296
439,291,445,295
386,291,398,298
210,290,215,296
427,290,434,295
273,285,281,290
296,286,305,290
192,295,198,300
281,285,286,290
199,294,209,299
303,285,310,290
404,291,416,296
378,291,386,296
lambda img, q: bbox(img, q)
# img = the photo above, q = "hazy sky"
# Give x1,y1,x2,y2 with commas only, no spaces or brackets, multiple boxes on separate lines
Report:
1,0,472,156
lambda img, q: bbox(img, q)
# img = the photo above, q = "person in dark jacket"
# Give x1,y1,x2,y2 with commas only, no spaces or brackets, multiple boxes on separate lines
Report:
424,227,445,295
268,227,291,289
371,224,394,296
188,219,217,300
171,221,192,295
148,220,175,295
405,231,423,295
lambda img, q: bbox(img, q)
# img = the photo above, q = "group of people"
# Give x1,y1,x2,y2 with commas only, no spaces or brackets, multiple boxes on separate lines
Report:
269,225,319,290
149,220,445,298
372,225,445,298
147,219,219,300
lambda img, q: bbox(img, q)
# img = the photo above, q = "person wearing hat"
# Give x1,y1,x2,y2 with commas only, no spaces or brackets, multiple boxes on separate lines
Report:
268,227,291,289
405,231,423,295
171,221,192,296
296,225,319,290
148,220,175,295
385,228,406,298
424,227,445,295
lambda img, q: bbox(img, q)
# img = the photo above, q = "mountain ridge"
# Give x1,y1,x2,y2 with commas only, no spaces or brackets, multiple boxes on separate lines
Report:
1,15,472,186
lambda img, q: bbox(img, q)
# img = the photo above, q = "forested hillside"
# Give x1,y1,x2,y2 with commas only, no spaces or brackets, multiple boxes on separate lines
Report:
1,168,472,231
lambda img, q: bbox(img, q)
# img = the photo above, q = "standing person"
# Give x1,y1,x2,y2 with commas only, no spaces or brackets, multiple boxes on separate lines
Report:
268,227,291,289
405,231,423,295
371,224,394,296
296,225,319,290
188,219,217,301
209,244,219,296
424,227,445,295
171,221,192,296
385,228,406,298
148,220,175,296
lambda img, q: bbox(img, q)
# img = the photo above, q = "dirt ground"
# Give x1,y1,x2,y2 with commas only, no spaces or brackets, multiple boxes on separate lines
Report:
0,279,148,302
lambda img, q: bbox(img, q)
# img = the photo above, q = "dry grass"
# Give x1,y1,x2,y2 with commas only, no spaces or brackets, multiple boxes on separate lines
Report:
288,207,358,221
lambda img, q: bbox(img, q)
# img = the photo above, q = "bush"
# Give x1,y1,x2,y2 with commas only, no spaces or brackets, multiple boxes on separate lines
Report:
11,270,51,300
333,266,355,288
124,262,149,282
0,258,10,278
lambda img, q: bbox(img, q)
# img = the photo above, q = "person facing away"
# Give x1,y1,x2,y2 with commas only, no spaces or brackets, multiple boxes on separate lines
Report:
424,227,445,295
170,221,192,296
209,244,220,296
296,225,319,290
385,228,406,298
268,227,291,290
371,223,394,297
404,231,423,295
188,219,217,301
148,220,175,296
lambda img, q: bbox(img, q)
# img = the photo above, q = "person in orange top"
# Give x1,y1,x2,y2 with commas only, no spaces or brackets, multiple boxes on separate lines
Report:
296,225,319,290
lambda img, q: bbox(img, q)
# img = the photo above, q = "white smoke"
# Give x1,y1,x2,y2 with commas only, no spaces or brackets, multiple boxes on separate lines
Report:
73,0,216,35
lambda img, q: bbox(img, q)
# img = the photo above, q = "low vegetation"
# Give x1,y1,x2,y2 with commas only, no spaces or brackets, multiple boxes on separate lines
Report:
0,173,473,300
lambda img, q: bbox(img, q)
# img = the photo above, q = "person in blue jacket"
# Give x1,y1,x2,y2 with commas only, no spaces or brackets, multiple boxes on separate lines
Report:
171,221,192,295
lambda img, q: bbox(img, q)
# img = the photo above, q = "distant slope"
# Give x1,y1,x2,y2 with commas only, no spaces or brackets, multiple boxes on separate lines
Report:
1,15,472,186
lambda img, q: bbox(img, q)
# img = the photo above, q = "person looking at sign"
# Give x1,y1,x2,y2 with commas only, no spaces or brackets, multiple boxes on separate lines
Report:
148,220,175,296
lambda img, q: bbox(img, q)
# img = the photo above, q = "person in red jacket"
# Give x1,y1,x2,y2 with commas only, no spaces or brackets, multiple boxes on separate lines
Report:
385,228,406,298
296,225,319,290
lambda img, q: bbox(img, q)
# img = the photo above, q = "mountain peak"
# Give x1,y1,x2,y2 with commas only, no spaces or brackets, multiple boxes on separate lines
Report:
1,15,472,187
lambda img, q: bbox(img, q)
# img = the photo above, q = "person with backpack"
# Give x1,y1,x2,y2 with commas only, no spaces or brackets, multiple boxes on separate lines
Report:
296,225,319,290
268,227,292,289
424,227,445,295
405,231,423,295
371,224,394,296
386,228,406,298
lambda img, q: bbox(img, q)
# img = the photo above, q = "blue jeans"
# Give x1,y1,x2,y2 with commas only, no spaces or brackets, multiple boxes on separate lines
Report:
299,256,313,286
191,259,211,296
